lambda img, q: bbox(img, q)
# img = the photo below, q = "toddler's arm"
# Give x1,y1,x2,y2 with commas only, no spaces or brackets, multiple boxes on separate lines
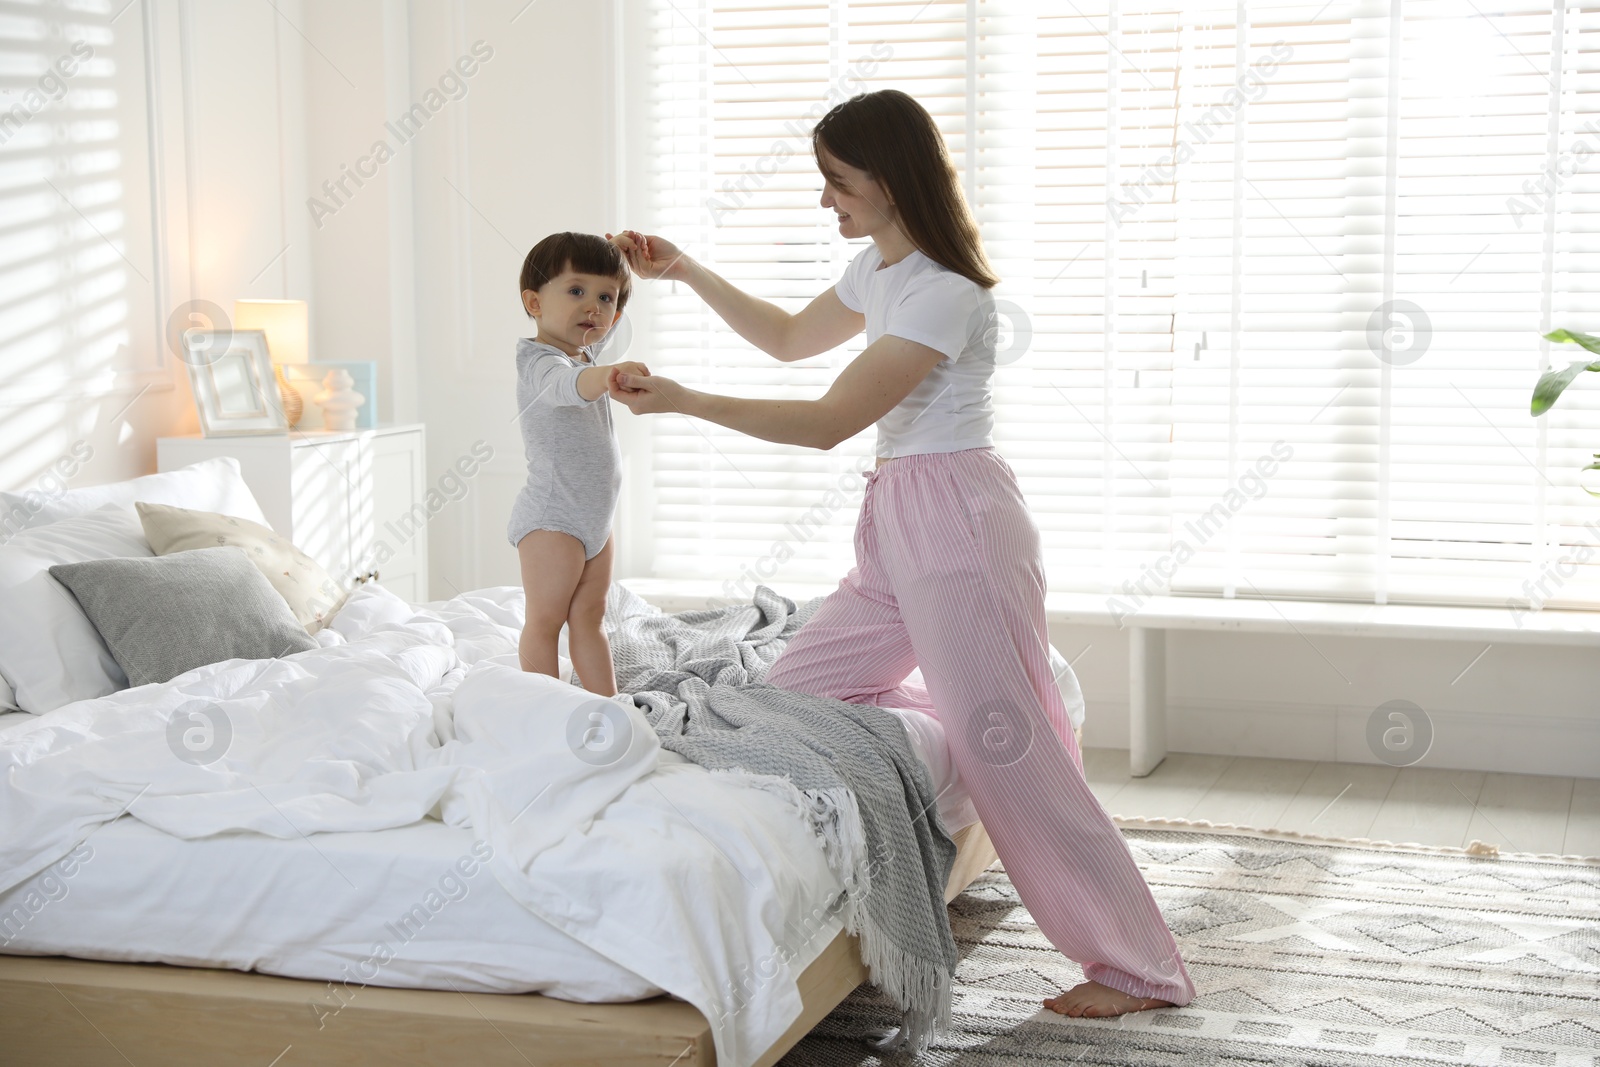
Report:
573,365,612,402
527,349,613,407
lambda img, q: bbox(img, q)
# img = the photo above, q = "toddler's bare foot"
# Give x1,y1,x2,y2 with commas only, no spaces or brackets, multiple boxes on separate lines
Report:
1043,980,1172,1019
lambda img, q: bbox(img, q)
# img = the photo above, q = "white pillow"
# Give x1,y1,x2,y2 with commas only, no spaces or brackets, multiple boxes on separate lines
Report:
0,672,16,713
0,506,153,713
0,457,268,534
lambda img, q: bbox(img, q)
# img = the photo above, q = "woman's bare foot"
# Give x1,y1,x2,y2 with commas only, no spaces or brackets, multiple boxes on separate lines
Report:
1043,980,1173,1019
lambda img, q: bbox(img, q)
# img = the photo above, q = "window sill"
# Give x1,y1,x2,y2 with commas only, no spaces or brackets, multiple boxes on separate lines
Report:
621,578,1600,646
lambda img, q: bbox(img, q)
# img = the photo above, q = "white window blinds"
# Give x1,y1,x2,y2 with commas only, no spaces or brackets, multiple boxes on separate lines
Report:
635,0,1600,610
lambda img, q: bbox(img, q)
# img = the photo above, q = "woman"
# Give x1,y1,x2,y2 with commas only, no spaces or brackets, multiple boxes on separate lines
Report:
607,89,1194,1019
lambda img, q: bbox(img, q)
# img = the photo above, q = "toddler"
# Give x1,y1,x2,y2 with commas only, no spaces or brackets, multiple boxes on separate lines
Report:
509,231,648,695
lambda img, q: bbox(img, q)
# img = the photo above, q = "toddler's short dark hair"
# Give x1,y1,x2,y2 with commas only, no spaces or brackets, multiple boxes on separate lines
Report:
519,232,631,316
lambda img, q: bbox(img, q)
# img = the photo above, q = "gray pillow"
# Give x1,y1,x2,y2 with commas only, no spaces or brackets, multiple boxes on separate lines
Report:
49,546,318,688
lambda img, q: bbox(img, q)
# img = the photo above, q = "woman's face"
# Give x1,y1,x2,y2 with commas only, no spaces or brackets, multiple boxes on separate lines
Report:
816,146,896,241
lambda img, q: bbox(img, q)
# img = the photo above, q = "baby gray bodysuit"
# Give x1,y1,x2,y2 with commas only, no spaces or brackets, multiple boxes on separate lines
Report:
506,337,620,560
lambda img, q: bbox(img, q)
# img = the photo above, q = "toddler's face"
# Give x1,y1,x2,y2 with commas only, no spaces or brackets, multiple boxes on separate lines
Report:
523,269,623,352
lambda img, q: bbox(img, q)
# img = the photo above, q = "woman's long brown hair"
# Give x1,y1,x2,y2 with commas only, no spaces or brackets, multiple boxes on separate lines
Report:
813,89,999,289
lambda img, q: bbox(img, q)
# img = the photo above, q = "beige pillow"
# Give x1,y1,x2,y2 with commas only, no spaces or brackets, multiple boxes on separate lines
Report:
135,501,348,632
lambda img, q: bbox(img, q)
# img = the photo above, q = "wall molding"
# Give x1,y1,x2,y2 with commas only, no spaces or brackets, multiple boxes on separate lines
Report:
385,0,418,425
447,0,475,377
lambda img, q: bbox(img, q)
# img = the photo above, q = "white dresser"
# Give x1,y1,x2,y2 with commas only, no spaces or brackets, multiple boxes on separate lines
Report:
157,424,429,603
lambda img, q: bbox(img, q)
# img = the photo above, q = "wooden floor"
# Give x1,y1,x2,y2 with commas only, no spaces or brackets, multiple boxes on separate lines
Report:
1082,748,1600,857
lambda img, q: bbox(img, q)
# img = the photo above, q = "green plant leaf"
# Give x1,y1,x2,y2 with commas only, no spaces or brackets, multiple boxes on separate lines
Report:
1544,328,1600,356
1531,359,1600,415
1584,456,1600,499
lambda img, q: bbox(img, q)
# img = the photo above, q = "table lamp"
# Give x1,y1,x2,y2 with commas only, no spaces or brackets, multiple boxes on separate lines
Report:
234,299,309,428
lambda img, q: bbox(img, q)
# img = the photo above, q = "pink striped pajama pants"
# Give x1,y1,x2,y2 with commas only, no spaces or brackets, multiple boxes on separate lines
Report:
764,447,1195,1005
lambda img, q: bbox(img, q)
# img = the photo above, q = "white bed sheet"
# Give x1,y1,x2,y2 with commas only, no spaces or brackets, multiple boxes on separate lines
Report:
0,696,972,1004
0,812,666,1001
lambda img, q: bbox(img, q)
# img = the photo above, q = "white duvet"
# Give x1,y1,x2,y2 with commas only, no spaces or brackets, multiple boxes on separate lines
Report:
0,583,969,1066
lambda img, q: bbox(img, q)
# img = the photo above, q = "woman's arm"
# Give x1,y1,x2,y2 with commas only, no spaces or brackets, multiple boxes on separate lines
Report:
609,231,863,362
610,334,944,450
680,263,864,363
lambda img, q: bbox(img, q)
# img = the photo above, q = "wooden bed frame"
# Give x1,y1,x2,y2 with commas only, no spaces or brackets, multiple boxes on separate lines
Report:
0,822,996,1066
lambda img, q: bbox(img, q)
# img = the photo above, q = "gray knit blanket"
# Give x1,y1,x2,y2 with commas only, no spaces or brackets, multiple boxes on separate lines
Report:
602,581,959,1049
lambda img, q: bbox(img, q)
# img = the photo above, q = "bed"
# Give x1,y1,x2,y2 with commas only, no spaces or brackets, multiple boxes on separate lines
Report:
0,834,997,1067
0,689,997,1067
0,809,992,1067
0,459,1051,1065
0,655,998,1067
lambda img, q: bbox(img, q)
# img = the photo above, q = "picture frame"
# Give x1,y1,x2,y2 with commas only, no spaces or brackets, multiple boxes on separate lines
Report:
181,329,289,437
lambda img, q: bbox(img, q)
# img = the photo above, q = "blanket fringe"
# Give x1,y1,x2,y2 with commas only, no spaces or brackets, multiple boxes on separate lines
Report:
705,768,952,1049
847,906,953,1049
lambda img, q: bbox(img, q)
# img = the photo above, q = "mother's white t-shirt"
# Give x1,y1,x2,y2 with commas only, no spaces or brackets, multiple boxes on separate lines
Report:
833,244,997,459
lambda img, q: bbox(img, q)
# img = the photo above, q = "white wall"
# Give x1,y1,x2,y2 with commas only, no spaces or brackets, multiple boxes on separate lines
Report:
300,0,417,428
1058,622,1599,779
182,1,311,308
184,0,419,427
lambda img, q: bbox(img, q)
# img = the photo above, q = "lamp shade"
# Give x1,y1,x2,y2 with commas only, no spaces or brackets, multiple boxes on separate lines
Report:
233,299,309,365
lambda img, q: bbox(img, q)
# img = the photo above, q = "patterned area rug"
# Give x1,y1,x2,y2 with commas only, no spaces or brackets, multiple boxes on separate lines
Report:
781,822,1600,1066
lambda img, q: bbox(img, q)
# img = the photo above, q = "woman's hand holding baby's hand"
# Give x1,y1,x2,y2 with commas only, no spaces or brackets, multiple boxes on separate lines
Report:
608,370,681,416
606,230,688,282
606,362,651,397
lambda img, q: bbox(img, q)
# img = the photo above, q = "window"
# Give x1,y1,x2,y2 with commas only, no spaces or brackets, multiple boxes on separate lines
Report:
633,0,1600,610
